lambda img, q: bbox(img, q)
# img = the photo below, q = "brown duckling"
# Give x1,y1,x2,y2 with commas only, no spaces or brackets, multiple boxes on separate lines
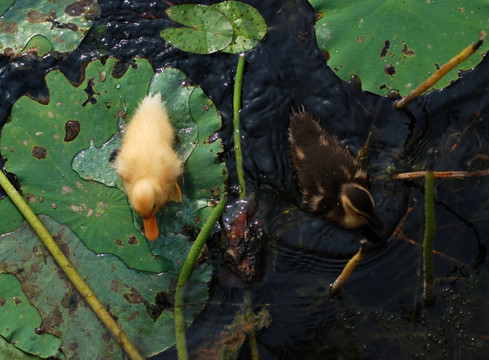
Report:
288,109,382,235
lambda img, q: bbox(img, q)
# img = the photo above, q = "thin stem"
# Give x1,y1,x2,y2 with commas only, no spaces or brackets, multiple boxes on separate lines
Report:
233,54,246,200
395,31,485,109
175,195,228,360
331,239,367,293
0,170,144,360
394,168,489,180
244,290,260,360
423,155,436,305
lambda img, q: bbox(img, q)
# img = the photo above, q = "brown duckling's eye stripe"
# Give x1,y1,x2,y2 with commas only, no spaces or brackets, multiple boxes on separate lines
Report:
341,185,375,215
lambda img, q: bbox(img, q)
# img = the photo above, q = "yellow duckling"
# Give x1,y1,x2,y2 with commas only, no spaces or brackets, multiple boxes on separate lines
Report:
115,93,183,241
288,109,383,235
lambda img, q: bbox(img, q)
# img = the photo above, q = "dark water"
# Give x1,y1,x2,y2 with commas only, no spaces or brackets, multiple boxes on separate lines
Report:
1,0,489,359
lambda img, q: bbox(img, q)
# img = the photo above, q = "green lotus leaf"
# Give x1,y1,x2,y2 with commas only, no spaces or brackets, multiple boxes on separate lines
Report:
0,335,42,360
0,1,14,16
212,1,267,54
0,273,63,359
160,3,234,54
0,0,100,55
310,0,488,95
72,132,123,189
0,58,168,273
0,216,211,359
19,34,52,57
0,60,221,357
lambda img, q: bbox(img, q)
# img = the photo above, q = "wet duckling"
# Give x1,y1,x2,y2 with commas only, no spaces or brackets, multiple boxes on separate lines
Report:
115,93,183,241
288,110,382,234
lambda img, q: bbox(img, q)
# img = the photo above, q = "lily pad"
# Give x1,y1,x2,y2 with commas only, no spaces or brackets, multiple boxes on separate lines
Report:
0,216,211,359
0,1,14,16
0,0,100,55
72,133,123,189
161,4,234,54
161,2,267,55
310,0,488,95
0,58,167,273
212,1,267,54
0,60,222,357
0,335,43,360
0,273,63,359
19,34,53,57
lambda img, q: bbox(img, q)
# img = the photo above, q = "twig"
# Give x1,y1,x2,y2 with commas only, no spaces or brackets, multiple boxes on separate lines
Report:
0,170,144,360
394,168,489,180
423,152,436,305
175,195,227,360
395,31,486,109
233,54,246,200
331,239,368,293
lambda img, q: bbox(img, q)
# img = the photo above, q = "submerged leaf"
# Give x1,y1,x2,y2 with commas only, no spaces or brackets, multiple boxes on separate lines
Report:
161,4,233,54
0,273,63,358
72,133,123,189
310,0,488,95
0,336,42,360
0,216,211,359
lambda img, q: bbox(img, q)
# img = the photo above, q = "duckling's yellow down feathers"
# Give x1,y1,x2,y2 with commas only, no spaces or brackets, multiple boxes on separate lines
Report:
115,93,183,240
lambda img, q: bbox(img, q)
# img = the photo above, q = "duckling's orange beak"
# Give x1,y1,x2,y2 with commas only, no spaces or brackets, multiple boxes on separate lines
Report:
143,216,159,241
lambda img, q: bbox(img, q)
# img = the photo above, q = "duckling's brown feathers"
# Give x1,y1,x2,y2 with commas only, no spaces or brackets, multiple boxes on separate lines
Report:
288,110,375,230
289,111,366,211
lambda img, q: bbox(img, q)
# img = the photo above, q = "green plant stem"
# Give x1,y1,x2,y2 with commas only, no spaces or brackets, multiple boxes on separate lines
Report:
423,162,436,305
233,54,246,200
175,195,228,360
0,170,144,360
244,290,260,359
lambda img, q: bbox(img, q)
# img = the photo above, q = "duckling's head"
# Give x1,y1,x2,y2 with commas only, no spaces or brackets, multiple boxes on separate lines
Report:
130,178,164,241
339,183,377,229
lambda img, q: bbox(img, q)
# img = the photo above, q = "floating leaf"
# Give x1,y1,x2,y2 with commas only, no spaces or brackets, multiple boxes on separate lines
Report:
0,58,168,273
0,61,221,357
0,1,14,16
19,34,53,57
0,273,63,358
0,335,42,360
212,1,267,54
72,133,123,189
161,4,234,54
0,0,99,55
0,216,211,359
310,0,488,95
